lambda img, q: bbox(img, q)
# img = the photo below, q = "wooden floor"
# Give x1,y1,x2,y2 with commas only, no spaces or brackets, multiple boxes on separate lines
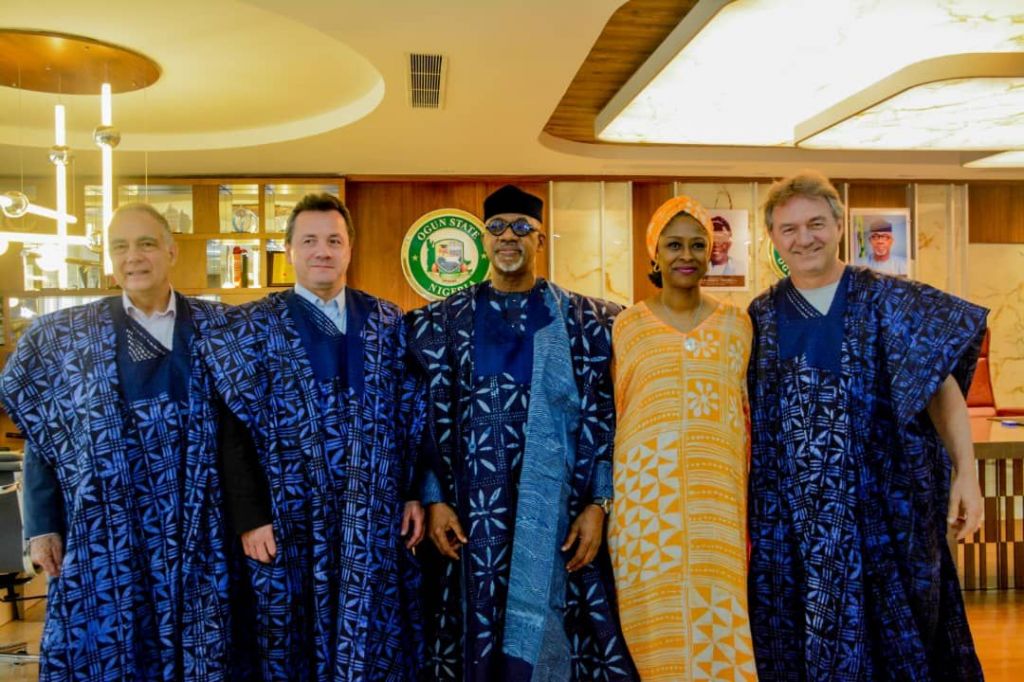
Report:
962,589,1024,682
0,590,1020,679
0,601,41,681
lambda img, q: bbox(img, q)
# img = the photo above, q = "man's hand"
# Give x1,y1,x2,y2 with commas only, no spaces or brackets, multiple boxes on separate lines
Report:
427,503,467,560
241,524,277,564
30,534,63,577
401,500,426,550
562,504,605,572
926,374,984,542
948,468,984,541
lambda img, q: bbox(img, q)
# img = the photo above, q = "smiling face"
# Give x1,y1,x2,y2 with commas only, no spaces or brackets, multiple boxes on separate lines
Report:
655,213,711,290
869,231,893,259
768,194,844,284
483,212,545,277
108,208,177,299
286,209,352,297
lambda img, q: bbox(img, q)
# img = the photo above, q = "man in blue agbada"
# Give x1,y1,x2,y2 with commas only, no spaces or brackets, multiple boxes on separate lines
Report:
747,171,986,680
408,185,637,681
201,193,426,680
0,204,236,680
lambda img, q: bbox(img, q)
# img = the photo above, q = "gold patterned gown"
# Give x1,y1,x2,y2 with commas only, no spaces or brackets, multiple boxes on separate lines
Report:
608,300,756,681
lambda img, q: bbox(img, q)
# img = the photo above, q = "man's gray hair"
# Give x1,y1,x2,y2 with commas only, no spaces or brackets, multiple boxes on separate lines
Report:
112,202,174,239
762,171,844,232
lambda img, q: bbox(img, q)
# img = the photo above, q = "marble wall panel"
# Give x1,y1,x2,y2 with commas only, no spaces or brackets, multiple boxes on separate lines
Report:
551,182,601,298
968,243,1024,409
601,182,633,305
916,184,953,292
550,182,632,306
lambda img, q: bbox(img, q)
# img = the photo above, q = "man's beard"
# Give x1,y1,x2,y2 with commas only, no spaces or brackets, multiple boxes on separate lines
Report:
492,247,525,273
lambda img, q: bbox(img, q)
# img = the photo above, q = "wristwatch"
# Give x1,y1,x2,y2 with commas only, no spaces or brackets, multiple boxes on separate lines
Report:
592,497,613,515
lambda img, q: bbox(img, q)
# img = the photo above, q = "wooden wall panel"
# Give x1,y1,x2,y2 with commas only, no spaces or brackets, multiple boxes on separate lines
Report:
192,185,221,234
846,182,911,209
968,183,1024,243
345,181,550,311
631,181,674,305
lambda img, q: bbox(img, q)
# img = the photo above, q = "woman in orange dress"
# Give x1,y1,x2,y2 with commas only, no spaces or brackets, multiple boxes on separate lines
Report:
607,196,756,681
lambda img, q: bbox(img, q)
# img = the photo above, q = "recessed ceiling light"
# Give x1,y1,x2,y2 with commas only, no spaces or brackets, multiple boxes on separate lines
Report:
797,53,1024,150
596,0,1024,147
963,150,1024,168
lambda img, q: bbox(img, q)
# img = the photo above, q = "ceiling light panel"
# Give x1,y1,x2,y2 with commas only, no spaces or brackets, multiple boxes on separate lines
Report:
800,77,1024,150
596,0,1024,147
964,150,1024,167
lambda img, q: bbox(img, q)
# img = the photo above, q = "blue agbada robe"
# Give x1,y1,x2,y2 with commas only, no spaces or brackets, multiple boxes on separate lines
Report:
0,294,233,681
747,266,987,681
407,279,638,682
199,288,425,681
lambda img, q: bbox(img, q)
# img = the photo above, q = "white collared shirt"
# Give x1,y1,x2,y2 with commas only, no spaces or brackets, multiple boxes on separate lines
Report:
294,283,347,333
123,289,177,350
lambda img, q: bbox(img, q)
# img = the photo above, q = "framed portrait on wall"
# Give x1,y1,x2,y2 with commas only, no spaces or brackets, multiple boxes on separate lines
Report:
849,208,912,278
701,208,749,290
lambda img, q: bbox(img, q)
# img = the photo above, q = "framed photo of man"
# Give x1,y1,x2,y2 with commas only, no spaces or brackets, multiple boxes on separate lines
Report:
701,208,749,290
849,208,912,278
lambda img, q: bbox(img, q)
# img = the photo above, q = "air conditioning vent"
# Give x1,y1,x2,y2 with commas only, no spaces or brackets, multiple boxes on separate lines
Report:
408,53,447,109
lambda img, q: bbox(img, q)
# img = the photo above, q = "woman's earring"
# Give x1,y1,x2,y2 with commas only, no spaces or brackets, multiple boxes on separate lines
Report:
651,261,661,273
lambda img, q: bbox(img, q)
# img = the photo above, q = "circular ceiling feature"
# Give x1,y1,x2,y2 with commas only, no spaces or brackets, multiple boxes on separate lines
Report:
0,29,161,94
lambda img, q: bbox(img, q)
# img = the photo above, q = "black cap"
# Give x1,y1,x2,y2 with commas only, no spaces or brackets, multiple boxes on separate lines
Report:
869,219,893,234
483,185,543,222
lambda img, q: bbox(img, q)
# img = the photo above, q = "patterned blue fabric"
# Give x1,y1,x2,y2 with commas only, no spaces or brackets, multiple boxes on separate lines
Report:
286,293,351,385
473,285,549,383
407,279,637,682
0,294,233,681
747,266,987,681
777,272,849,375
199,288,425,681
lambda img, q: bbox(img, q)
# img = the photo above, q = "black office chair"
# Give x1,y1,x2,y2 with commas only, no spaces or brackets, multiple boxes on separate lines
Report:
0,451,41,664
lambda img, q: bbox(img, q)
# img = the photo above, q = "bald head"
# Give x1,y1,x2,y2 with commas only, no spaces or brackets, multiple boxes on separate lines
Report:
111,203,174,242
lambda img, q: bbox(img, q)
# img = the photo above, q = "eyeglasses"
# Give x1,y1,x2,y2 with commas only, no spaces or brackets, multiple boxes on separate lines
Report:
485,217,537,238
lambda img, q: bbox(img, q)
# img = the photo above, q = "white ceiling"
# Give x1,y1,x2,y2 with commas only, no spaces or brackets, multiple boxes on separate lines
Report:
1,0,1022,181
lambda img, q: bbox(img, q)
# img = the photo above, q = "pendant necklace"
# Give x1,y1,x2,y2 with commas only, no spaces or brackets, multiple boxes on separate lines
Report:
658,295,704,350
